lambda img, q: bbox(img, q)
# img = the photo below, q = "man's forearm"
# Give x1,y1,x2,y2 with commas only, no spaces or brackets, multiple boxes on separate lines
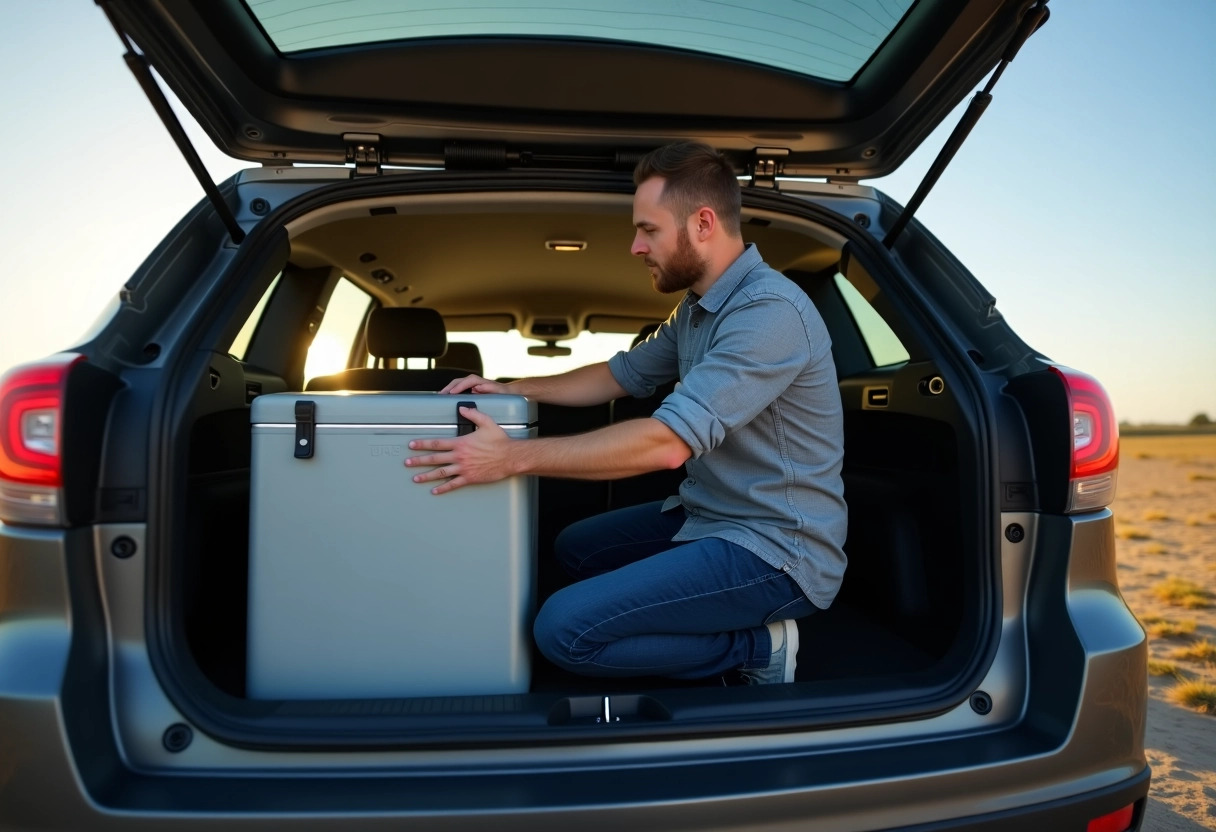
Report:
507,417,690,480
505,362,628,407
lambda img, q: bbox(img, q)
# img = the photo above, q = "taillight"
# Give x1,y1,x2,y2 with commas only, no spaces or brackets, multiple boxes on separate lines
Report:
1087,803,1134,832
0,353,85,525
1050,365,1119,513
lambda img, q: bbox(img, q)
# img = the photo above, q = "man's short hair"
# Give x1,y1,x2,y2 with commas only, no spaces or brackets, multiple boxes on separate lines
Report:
633,142,742,236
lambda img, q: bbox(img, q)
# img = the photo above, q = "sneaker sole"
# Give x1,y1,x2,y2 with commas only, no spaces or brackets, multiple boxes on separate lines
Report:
783,619,799,683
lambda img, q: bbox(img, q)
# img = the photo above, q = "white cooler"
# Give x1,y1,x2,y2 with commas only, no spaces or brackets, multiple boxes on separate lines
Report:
246,392,538,700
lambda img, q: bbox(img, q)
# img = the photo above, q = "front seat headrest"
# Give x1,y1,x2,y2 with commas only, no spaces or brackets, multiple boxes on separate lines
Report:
440,342,484,376
367,307,446,359
632,323,661,349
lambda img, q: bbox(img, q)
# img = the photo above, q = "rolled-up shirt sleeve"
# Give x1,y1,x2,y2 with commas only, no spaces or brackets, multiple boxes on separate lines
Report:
653,292,811,458
608,313,680,398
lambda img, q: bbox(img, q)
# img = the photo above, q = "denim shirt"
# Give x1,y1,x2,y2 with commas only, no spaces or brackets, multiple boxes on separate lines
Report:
608,244,847,609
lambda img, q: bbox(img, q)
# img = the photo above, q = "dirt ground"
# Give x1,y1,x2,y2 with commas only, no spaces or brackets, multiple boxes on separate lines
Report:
1111,434,1216,830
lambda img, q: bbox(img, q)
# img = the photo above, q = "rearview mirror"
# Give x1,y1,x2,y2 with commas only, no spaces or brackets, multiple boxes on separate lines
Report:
527,342,573,357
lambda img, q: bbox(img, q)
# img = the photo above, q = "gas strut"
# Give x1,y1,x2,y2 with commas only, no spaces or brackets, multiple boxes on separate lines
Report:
97,0,246,245
883,1,1050,248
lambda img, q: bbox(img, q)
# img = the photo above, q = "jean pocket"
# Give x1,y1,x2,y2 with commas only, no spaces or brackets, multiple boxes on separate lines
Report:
763,594,817,625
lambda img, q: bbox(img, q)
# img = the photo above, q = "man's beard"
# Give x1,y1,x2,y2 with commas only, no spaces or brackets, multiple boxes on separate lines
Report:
646,227,709,294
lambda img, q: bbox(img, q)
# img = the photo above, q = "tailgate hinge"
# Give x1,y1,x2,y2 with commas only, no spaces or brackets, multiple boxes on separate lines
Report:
747,148,789,189
345,133,383,176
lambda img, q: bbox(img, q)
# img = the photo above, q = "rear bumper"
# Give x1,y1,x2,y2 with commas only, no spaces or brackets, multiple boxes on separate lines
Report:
882,766,1149,831
1,512,1148,830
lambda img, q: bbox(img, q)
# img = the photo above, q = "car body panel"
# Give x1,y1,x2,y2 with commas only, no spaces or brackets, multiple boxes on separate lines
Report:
1,510,1146,828
0,2,1151,826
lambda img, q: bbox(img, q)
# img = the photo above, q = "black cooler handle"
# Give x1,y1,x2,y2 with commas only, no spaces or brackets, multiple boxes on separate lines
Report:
456,401,477,436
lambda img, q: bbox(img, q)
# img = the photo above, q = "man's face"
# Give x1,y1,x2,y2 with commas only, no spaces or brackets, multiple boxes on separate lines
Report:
631,177,709,294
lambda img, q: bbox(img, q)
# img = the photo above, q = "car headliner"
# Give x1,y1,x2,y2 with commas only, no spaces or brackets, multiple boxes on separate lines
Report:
285,193,844,338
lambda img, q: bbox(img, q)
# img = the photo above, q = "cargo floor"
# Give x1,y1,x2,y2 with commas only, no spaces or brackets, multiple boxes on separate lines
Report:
528,601,938,693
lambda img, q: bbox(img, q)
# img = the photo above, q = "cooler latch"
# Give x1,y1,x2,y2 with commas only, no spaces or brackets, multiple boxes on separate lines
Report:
456,401,477,436
295,400,316,458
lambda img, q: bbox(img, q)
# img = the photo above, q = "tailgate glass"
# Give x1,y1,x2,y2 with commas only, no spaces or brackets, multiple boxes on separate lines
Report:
244,0,915,82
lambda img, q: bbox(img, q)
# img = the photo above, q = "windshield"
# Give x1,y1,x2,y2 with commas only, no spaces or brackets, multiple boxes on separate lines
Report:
244,0,916,83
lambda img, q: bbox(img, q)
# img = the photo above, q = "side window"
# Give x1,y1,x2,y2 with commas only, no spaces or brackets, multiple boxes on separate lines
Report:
303,278,373,383
228,274,281,361
833,273,909,367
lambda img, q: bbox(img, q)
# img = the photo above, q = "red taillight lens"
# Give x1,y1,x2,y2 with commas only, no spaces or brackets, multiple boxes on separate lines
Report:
0,354,85,487
1087,803,1134,832
1050,365,1119,512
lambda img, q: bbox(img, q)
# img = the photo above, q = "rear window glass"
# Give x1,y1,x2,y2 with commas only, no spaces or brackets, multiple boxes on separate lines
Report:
229,273,280,361
452,330,636,380
245,0,914,83
834,273,909,367
303,278,373,384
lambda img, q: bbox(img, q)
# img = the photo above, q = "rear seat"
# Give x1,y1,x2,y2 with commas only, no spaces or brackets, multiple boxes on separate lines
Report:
306,307,467,391
607,324,685,509
536,398,613,571
532,325,678,597
438,341,483,376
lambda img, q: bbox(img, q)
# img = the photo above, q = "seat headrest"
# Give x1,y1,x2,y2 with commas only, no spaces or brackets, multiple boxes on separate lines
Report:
367,307,446,359
439,342,483,376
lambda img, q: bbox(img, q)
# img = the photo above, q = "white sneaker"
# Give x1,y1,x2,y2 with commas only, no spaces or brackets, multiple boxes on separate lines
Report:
740,619,799,685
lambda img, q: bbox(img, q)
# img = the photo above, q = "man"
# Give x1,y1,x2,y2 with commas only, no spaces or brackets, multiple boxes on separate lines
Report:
405,142,847,684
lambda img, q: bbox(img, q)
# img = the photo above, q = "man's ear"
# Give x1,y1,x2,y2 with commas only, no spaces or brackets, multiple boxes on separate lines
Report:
692,206,716,241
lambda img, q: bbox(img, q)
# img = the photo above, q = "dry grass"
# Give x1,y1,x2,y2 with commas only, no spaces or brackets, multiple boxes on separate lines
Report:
1117,526,1152,541
1148,659,1186,678
1168,679,1216,713
1141,616,1197,638
1117,432,1216,786
1153,578,1212,609
1120,434,1216,457
1172,640,1216,664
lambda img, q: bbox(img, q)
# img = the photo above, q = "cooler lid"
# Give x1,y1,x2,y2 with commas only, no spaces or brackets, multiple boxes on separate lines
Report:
250,392,536,427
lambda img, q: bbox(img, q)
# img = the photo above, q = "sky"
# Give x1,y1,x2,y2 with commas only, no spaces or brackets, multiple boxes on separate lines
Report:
0,1,1213,425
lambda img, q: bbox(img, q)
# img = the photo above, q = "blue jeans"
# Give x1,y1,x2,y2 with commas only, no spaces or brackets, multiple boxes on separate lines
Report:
532,501,817,679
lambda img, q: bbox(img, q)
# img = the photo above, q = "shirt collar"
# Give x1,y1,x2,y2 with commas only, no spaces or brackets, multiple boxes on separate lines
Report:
687,243,762,314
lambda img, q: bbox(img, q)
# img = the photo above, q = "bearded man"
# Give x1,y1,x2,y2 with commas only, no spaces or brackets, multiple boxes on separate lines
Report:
406,142,847,685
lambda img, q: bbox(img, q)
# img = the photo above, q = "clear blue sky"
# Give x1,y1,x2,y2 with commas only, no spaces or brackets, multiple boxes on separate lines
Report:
0,1,1213,424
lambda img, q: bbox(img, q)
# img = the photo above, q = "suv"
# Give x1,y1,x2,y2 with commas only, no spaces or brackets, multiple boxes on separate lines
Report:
0,1,1148,829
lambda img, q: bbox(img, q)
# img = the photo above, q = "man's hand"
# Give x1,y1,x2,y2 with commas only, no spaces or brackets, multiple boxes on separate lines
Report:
439,374,511,395
404,406,514,494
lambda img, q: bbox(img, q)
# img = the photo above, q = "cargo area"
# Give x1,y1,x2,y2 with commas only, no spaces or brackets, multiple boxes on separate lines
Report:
167,181,990,738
